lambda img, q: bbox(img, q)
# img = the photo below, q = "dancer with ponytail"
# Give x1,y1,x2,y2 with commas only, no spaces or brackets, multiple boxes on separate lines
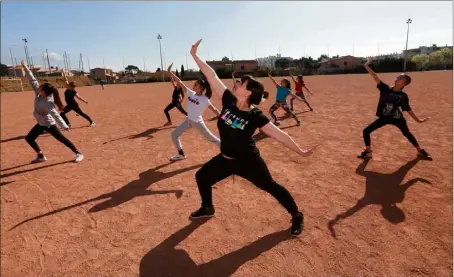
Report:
163,73,188,126
289,72,314,112
21,60,84,163
167,63,221,161
189,39,319,236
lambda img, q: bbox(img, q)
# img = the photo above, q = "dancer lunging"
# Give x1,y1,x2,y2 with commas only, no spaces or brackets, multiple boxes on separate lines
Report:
164,73,188,126
289,72,314,112
358,57,431,160
21,60,84,163
189,39,319,236
59,70,95,128
268,71,303,126
167,63,221,161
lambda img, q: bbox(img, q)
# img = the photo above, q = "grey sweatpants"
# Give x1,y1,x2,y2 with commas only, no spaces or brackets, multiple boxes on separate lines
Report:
171,118,220,151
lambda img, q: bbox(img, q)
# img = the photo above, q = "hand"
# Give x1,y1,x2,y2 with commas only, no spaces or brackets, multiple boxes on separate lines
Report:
268,70,272,76
301,143,321,157
419,117,430,123
365,57,374,65
167,62,173,72
20,60,27,67
190,39,202,56
85,101,89,105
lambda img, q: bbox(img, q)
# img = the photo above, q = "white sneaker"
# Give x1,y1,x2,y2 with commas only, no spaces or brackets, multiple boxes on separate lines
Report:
31,155,47,163
90,122,96,127
75,153,84,163
170,154,186,161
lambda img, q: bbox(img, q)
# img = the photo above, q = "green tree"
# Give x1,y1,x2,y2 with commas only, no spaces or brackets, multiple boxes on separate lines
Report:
176,69,180,78
430,48,453,65
411,54,429,68
125,65,140,75
181,65,185,77
0,64,8,77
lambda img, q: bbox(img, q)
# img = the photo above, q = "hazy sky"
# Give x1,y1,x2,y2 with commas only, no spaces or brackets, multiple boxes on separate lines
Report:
1,1,452,71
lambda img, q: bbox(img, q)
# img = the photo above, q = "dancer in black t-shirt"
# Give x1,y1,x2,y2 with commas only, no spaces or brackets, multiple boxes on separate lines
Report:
59,71,95,128
164,64,188,126
188,39,319,236
358,57,431,160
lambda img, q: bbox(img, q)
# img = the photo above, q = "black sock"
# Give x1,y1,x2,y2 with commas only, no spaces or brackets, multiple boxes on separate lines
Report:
178,149,185,156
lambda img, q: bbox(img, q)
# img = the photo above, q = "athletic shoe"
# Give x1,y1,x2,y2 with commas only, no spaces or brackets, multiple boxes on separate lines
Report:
310,108,314,112
90,122,96,127
75,153,84,163
163,121,172,127
290,212,304,236
190,206,215,219
296,120,301,126
170,154,186,161
273,121,281,126
357,150,372,159
31,155,47,164
290,108,294,112
418,149,432,160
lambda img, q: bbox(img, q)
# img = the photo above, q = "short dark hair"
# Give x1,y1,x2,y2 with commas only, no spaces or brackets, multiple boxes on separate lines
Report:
240,75,265,105
401,74,411,85
68,81,76,88
297,75,303,82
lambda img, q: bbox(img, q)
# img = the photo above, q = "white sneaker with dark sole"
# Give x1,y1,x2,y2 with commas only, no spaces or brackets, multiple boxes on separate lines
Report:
170,154,186,161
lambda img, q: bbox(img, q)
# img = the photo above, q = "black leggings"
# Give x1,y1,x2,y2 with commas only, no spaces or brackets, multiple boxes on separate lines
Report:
363,118,419,147
195,154,299,215
25,124,79,154
164,100,187,122
60,104,93,125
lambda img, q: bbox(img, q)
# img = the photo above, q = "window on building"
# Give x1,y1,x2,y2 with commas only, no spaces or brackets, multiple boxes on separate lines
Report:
344,61,348,66
241,65,245,71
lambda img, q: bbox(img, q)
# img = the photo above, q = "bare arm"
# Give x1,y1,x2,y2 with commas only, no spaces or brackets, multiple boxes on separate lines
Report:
49,106,69,129
190,39,227,98
75,93,88,104
289,71,297,83
232,71,237,86
21,60,40,95
62,70,70,86
364,57,381,84
289,90,305,102
260,122,319,157
407,110,429,123
208,103,221,116
302,85,314,95
167,63,188,93
268,71,278,87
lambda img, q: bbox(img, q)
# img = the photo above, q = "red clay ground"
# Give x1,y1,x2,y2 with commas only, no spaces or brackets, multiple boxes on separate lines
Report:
1,71,452,277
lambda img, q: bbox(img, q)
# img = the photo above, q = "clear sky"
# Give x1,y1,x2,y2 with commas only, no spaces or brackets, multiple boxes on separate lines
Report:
1,1,452,72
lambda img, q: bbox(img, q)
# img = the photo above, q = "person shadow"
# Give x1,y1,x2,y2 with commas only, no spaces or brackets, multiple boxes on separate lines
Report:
103,126,175,144
139,219,291,277
10,162,201,230
328,157,431,238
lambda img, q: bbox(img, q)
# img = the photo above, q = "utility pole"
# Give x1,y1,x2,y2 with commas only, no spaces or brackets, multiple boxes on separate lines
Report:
157,34,164,81
122,55,125,71
103,58,106,68
185,52,188,72
403,18,412,72
9,48,17,77
87,57,91,72
46,49,52,74
143,56,146,72
80,53,84,73
22,38,31,68
68,53,72,71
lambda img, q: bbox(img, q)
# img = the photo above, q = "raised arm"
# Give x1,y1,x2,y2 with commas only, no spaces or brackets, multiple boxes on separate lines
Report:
167,63,188,93
232,71,237,86
21,60,40,95
364,57,381,84
260,122,319,157
62,70,70,86
268,71,278,87
289,71,297,83
190,39,227,98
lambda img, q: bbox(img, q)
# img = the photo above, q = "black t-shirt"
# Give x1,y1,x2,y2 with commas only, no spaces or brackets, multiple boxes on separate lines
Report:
376,81,411,119
64,89,77,106
172,86,183,101
217,89,270,159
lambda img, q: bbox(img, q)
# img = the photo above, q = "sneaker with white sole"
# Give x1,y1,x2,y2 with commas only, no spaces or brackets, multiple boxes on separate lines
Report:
75,153,84,163
90,122,96,127
170,154,186,161
31,154,47,164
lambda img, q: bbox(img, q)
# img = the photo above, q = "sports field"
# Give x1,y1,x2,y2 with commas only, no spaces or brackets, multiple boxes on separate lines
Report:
1,71,452,277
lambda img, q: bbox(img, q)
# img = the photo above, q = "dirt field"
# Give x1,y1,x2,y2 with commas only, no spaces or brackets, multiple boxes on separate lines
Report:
1,71,452,277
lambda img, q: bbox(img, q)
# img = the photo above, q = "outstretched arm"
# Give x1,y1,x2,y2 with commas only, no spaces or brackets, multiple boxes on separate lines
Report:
364,57,381,84
21,60,40,95
208,103,221,117
288,90,305,102
260,122,319,157
289,71,297,83
167,63,188,93
49,107,69,129
268,70,279,87
302,84,314,95
190,39,227,98
407,110,429,123
75,93,88,104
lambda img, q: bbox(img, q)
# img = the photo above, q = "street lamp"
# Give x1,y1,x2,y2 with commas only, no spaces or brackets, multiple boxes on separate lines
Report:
157,34,164,81
22,38,32,68
403,18,412,72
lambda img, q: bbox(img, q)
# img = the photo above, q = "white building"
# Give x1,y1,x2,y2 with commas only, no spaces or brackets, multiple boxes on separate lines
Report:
257,54,294,70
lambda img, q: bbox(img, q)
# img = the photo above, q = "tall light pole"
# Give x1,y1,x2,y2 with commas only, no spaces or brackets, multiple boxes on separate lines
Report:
9,48,17,77
403,18,412,73
22,38,31,68
157,34,164,81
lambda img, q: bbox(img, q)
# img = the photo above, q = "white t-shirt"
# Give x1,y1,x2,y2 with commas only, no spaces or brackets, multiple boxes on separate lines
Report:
186,88,211,122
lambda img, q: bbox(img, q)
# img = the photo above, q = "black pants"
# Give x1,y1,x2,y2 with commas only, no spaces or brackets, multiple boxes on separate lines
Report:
269,101,298,122
25,124,79,154
363,117,419,147
164,100,187,122
195,154,299,215
60,104,93,125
